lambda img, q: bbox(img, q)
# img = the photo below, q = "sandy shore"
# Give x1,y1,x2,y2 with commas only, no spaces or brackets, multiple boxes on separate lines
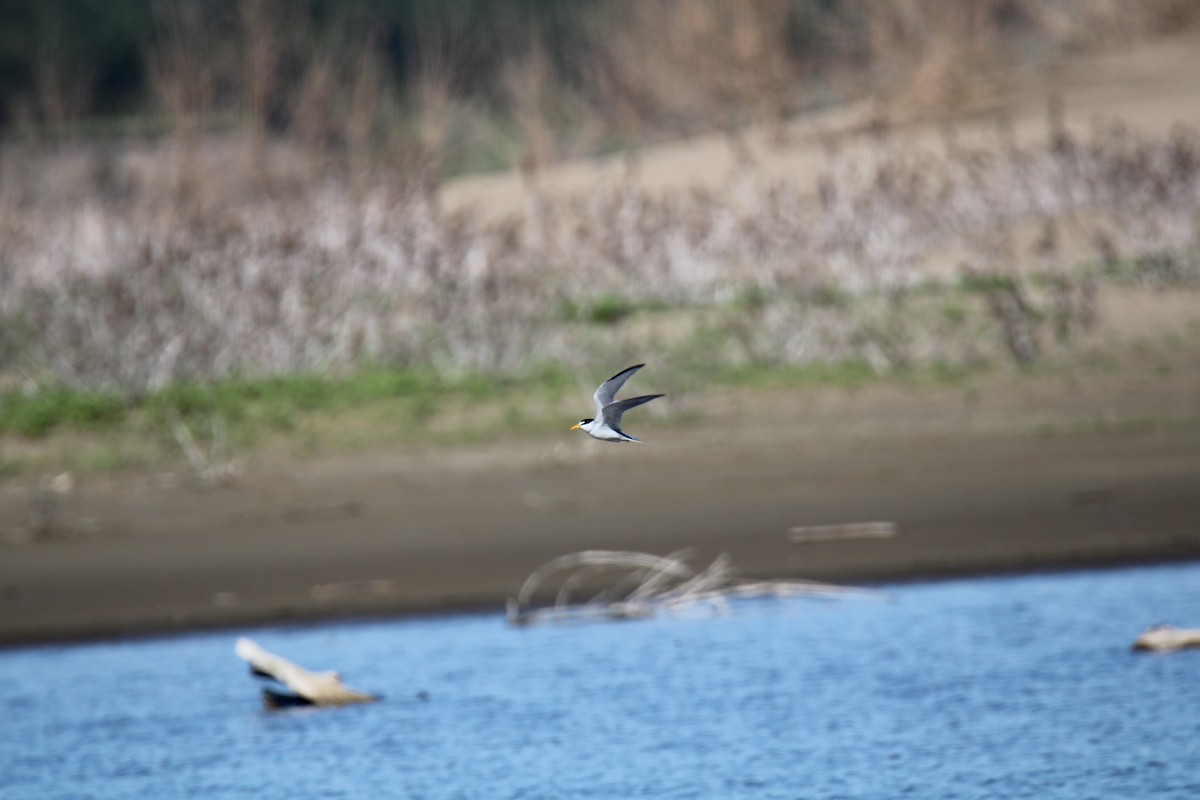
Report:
3,352,1199,647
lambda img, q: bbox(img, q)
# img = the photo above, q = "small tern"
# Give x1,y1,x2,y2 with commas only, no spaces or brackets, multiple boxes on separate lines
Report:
570,364,663,443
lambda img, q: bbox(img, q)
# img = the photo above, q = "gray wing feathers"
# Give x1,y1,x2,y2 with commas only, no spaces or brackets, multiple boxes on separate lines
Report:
601,393,664,429
593,363,645,415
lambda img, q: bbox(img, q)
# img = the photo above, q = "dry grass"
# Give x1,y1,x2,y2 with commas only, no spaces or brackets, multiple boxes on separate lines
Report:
3,2,1200,400
1,109,1199,395
823,0,1200,119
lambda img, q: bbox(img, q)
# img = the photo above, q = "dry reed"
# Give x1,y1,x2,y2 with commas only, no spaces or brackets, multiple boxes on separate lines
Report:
2,109,1197,395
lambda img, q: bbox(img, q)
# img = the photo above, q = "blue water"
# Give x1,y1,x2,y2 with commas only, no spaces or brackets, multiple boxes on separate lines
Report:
3,562,1200,800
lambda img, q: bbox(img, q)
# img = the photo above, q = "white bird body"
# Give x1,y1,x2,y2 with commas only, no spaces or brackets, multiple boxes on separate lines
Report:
571,364,663,443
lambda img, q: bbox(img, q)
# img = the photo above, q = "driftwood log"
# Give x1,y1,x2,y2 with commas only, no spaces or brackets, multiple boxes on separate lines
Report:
235,637,378,707
506,549,873,626
1132,625,1200,653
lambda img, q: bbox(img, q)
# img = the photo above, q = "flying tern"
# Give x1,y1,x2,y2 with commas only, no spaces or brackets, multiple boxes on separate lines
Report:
570,363,663,443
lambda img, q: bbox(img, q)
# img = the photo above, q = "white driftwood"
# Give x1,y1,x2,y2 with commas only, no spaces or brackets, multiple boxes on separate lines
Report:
235,637,377,706
1132,625,1200,652
507,549,874,626
788,521,897,544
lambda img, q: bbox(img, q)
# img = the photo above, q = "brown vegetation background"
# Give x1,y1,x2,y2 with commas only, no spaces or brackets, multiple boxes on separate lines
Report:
3,2,1200,641
3,1,1200,395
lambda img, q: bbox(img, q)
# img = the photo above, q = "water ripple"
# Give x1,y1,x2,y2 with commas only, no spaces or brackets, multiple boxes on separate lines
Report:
2,562,1200,799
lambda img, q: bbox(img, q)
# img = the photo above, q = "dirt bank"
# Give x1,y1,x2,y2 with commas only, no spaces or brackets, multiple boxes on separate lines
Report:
3,349,1199,646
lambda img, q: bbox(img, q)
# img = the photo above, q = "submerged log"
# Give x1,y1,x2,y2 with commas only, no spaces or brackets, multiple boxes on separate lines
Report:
235,637,378,706
1132,625,1200,653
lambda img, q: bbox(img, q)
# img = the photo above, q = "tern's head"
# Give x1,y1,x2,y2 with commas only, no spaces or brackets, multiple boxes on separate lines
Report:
570,418,594,431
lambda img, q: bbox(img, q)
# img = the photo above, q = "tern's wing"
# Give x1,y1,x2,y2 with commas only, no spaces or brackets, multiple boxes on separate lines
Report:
593,364,645,416
601,393,663,431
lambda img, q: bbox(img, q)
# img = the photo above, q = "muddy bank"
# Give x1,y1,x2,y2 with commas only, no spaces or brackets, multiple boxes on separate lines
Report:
3,364,1199,647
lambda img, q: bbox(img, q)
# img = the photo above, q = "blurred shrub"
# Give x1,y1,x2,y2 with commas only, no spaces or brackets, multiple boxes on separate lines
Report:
0,386,125,438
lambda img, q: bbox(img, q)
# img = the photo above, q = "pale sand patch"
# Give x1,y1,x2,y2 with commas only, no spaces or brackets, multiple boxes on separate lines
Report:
442,31,1200,220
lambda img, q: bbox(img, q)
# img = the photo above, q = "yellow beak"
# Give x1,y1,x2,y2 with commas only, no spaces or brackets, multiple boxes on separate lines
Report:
569,423,582,430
